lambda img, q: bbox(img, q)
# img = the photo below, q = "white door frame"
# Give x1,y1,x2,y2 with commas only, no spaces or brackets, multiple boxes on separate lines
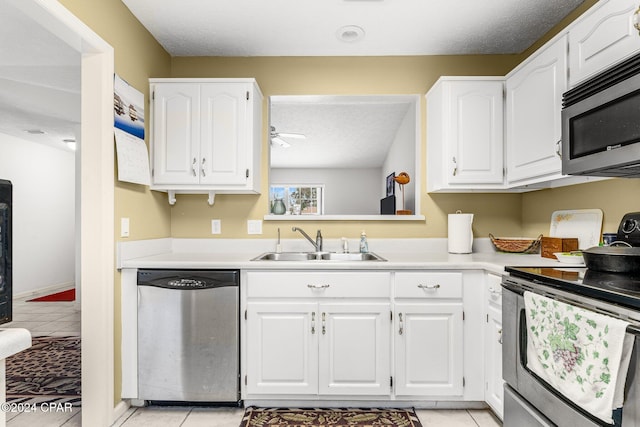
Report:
8,0,116,425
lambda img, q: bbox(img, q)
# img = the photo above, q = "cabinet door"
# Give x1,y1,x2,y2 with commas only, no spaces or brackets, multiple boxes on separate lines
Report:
318,303,391,396
485,302,504,419
200,84,250,185
245,302,318,395
445,81,504,185
506,36,567,184
569,0,640,86
395,302,463,396
152,84,200,185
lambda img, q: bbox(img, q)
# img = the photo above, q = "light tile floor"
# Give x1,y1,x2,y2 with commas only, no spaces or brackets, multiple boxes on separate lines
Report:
3,293,81,427
1,294,503,427
113,406,502,427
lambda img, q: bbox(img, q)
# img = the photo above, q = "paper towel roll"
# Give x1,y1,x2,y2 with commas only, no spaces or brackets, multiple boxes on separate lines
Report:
448,212,474,254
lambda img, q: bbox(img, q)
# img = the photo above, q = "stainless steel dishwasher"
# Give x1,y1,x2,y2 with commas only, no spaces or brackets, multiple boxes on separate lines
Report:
137,269,239,403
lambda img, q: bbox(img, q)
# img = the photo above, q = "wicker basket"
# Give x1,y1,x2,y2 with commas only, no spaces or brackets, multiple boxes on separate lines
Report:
489,234,542,254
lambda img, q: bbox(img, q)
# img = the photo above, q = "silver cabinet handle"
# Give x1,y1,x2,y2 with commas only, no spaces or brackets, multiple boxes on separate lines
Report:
634,5,640,35
556,140,562,158
498,328,503,344
322,312,326,335
191,157,197,176
201,158,206,177
452,156,457,176
488,286,501,295
398,313,404,335
418,283,440,290
307,284,330,289
311,312,316,335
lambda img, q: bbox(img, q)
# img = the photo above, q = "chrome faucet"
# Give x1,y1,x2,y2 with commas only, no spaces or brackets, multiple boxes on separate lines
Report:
292,227,323,252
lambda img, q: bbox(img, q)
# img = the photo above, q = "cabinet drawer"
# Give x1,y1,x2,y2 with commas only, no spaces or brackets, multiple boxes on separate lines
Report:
395,272,462,299
247,271,391,298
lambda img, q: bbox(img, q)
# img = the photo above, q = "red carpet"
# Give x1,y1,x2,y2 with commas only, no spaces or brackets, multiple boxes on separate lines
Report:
28,289,75,302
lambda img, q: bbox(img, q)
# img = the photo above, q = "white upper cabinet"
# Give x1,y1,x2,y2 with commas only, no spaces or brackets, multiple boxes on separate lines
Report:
569,0,640,87
150,79,262,200
506,35,567,185
151,83,200,186
426,77,505,192
199,84,252,186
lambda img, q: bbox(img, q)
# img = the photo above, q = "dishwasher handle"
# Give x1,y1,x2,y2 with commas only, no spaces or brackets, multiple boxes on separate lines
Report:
137,269,239,290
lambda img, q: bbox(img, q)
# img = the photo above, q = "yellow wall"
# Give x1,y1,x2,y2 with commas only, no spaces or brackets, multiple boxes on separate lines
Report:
522,179,640,238
164,0,602,242
170,55,525,239
58,0,173,240
58,0,172,405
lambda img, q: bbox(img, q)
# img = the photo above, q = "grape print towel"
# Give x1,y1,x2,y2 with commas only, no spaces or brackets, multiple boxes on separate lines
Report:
524,291,634,423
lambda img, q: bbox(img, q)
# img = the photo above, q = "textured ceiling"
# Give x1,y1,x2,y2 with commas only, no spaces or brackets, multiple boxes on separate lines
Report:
0,0,80,150
1,0,587,155
121,0,585,56
270,96,414,169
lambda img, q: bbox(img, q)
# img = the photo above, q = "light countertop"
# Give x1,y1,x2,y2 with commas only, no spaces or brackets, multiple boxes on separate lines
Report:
118,238,575,275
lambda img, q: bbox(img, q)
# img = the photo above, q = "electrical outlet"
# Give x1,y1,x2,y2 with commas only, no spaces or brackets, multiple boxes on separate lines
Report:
247,220,263,235
211,219,221,234
121,218,130,238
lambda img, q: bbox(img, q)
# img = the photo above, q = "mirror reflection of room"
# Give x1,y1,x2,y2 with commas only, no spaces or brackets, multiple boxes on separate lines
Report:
268,95,418,216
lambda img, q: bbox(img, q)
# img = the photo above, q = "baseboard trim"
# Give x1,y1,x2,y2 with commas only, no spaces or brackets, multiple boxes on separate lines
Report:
13,282,75,300
112,400,130,425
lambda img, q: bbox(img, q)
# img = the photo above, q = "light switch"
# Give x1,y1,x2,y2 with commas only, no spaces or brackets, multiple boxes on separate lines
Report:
247,220,263,235
211,219,221,234
121,218,130,238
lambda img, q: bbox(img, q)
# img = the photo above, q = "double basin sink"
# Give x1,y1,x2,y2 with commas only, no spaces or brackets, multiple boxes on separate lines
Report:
252,251,386,262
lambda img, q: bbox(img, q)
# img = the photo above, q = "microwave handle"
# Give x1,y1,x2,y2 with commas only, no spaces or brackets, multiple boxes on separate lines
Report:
555,140,562,158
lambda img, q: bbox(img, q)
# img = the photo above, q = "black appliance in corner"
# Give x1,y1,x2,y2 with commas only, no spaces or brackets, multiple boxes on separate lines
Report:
0,180,12,324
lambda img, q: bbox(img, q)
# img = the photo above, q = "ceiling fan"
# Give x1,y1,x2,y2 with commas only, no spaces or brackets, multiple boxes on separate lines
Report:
270,126,306,148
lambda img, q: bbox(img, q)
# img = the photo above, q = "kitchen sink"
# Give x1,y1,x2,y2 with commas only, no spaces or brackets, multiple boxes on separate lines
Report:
251,252,319,261
320,252,386,261
251,252,386,262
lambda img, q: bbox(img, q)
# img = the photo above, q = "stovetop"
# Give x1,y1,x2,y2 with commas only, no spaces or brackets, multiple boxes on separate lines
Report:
506,266,640,311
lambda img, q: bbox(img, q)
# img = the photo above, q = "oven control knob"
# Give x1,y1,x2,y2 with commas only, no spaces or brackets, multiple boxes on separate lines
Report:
622,218,638,234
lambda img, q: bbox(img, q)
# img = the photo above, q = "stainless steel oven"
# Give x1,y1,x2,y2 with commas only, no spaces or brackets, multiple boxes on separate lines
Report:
562,52,640,178
502,268,640,427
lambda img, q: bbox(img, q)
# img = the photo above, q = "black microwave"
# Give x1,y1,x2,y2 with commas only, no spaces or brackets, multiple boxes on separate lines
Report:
562,52,640,177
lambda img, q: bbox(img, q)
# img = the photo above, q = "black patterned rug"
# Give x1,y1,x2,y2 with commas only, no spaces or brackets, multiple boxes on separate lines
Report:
240,407,423,427
6,336,81,406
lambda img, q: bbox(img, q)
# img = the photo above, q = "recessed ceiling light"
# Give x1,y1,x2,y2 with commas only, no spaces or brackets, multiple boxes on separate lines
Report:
25,129,45,135
337,25,365,43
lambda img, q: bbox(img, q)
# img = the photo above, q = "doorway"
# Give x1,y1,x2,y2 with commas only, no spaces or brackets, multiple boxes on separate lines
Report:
3,0,115,425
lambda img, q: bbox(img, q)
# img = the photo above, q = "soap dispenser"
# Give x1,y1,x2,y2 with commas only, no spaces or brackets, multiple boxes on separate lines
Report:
341,237,349,253
359,231,369,253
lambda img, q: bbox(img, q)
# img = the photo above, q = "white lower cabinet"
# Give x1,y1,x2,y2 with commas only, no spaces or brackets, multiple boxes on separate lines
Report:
393,272,464,397
246,302,318,395
244,271,391,398
318,303,391,395
244,270,474,402
394,302,463,396
484,273,504,419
